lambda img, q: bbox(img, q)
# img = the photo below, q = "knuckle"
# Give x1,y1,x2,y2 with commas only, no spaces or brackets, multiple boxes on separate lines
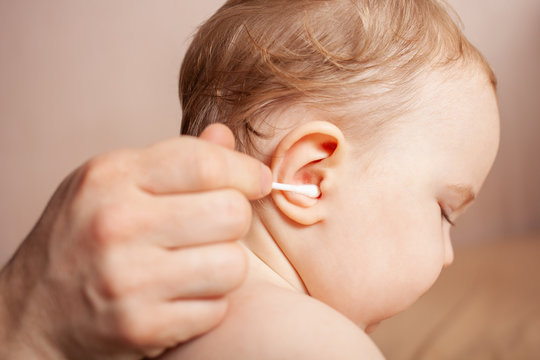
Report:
90,203,133,245
89,223,146,298
95,252,129,299
216,190,252,238
115,306,155,346
98,274,122,300
88,196,144,245
100,268,141,300
79,149,133,189
80,154,115,186
69,151,134,217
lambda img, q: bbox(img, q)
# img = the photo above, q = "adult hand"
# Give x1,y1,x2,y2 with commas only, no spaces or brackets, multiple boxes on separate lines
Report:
0,124,272,359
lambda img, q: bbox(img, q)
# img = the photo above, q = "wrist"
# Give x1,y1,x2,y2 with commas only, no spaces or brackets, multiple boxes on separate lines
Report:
0,259,17,343
0,256,67,360
0,263,29,358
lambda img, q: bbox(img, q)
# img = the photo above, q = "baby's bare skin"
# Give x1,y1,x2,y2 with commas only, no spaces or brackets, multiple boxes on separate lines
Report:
161,251,384,360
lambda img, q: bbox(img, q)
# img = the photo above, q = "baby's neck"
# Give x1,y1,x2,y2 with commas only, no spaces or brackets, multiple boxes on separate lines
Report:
241,214,308,293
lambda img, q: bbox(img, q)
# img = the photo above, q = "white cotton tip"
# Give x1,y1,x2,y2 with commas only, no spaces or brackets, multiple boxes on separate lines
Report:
271,182,321,198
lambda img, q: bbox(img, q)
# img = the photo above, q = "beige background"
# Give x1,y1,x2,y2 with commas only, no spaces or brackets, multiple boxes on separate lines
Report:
1,0,539,268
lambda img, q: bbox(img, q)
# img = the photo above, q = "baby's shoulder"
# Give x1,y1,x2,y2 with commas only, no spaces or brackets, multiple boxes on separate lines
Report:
161,283,384,360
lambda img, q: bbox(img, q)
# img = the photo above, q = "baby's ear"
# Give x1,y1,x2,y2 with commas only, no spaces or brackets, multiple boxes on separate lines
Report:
271,121,347,225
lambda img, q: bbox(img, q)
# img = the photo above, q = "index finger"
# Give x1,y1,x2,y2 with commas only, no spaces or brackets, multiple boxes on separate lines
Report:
135,137,272,200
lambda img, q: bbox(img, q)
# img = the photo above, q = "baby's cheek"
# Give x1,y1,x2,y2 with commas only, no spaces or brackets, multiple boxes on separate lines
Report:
403,220,446,296
404,249,444,301
379,245,444,320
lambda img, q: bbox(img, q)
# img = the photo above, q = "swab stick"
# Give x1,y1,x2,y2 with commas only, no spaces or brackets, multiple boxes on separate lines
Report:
271,182,321,198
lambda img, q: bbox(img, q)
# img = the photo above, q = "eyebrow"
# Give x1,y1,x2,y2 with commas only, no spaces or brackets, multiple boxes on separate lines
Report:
448,185,476,210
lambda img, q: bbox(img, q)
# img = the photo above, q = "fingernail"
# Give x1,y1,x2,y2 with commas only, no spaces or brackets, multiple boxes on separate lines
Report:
260,164,272,196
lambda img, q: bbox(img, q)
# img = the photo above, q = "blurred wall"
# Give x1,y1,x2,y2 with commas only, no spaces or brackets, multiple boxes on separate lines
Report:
448,0,540,246
1,0,539,266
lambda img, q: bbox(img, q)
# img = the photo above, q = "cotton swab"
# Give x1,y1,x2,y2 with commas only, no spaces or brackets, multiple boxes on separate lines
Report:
271,182,321,198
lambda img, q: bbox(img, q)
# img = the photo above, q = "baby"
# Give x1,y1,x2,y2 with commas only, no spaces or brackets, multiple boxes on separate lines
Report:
163,0,500,358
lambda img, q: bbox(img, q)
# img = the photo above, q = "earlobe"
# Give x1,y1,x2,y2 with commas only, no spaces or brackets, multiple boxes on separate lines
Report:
271,121,346,226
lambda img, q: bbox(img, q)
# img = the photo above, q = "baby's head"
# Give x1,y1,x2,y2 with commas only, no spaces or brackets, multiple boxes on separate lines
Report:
180,0,500,330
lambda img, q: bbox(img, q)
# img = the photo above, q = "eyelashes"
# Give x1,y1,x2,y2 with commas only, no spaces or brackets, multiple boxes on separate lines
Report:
440,204,456,226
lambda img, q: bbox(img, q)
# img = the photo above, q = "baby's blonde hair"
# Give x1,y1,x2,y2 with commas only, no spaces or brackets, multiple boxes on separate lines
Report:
180,0,495,152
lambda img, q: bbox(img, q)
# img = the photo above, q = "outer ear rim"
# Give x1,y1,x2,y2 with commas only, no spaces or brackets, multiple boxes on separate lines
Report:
270,121,345,167
270,121,346,226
